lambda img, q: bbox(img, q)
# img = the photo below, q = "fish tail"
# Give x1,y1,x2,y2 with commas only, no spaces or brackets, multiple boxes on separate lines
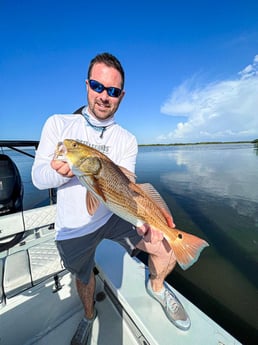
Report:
165,229,209,270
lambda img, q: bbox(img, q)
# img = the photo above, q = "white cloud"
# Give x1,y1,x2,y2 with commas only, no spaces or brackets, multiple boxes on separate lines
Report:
159,55,258,143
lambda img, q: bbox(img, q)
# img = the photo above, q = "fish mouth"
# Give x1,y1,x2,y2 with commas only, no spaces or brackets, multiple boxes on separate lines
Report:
54,141,67,161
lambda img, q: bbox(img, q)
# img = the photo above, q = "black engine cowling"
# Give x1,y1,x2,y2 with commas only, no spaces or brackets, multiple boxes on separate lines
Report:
0,154,23,215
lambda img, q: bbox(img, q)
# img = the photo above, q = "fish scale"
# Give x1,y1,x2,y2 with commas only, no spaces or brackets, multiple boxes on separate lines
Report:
97,171,164,227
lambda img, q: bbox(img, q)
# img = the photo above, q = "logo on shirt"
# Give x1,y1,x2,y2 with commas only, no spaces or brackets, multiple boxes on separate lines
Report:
77,139,110,154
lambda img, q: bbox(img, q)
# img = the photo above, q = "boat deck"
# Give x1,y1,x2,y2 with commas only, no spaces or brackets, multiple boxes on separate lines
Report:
0,241,242,345
0,206,242,345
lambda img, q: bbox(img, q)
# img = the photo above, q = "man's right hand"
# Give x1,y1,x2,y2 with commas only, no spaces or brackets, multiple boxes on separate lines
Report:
51,160,74,178
136,223,164,244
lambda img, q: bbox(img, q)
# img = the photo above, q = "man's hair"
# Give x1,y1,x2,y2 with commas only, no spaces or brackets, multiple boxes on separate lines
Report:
87,52,125,89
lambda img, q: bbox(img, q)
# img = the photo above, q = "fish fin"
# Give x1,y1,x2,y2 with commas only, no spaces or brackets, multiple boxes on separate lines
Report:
79,175,106,205
119,166,136,183
86,191,100,216
137,183,175,228
165,229,209,270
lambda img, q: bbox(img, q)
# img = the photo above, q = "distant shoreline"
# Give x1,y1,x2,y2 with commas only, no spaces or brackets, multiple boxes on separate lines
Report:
139,139,258,147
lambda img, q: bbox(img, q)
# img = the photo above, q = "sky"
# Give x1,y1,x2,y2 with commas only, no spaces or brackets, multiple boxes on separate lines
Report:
1,0,258,144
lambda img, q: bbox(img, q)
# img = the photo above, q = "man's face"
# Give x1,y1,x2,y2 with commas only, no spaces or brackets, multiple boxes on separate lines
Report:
86,62,125,121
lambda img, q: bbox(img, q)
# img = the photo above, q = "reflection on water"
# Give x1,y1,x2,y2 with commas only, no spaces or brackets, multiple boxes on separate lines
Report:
136,143,258,345
254,142,258,155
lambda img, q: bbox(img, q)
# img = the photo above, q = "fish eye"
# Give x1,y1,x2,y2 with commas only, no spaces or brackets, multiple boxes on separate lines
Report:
72,143,78,148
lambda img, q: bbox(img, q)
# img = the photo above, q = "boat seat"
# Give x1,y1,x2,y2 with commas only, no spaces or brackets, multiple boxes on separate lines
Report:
0,205,64,302
2,237,63,299
3,251,32,298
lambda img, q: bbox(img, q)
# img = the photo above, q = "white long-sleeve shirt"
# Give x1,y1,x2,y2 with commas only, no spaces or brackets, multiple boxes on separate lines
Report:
32,112,138,240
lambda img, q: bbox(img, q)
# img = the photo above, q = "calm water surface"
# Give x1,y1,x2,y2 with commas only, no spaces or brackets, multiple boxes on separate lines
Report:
3,143,258,344
136,143,258,345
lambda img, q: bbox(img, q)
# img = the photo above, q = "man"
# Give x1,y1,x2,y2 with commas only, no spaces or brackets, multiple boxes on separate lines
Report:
32,52,190,345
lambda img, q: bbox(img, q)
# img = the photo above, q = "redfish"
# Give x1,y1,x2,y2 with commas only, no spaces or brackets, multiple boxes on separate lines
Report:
55,139,208,270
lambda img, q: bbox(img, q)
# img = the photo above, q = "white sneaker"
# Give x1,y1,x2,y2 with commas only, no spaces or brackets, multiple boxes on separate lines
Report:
146,279,191,331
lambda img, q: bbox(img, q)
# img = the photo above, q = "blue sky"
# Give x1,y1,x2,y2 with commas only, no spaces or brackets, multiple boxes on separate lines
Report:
1,0,258,144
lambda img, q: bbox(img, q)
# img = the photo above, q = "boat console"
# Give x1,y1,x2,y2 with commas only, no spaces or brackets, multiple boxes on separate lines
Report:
0,154,23,216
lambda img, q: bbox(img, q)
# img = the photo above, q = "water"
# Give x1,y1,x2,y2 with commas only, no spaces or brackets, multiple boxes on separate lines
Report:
2,143,258,344
136,143,258,345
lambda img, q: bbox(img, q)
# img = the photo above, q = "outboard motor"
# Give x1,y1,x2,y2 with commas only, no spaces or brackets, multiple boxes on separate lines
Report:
0,154,23,215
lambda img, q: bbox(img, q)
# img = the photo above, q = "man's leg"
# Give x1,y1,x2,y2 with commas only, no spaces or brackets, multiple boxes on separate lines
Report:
136,238,191,330
71,272,97,345
148,239,176,290
136,238,175,289
56,236,98,345
75,271,96,319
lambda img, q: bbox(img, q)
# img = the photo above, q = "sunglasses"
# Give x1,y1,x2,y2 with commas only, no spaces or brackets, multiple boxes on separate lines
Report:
88,79,122,98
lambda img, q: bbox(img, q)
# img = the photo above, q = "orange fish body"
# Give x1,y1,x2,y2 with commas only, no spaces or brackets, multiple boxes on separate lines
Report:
56,139,209,270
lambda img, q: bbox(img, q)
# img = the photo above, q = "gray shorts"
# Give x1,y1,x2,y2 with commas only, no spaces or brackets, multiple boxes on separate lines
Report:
56,214,142,284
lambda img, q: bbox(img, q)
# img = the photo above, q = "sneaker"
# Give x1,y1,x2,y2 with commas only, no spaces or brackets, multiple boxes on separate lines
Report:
146,279,191,331
71,309,97,345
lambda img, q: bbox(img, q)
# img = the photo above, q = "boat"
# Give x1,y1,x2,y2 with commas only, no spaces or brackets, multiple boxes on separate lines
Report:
0,140,242,345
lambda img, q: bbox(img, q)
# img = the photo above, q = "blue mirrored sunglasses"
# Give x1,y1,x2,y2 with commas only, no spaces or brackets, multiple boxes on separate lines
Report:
89,79,122,98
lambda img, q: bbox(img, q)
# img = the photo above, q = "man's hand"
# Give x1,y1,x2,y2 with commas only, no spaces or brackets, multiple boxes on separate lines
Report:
137,223,164,244
51,160,74,178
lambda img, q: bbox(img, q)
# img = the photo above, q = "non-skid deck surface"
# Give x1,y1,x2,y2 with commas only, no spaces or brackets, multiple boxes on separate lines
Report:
0,271,139,345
